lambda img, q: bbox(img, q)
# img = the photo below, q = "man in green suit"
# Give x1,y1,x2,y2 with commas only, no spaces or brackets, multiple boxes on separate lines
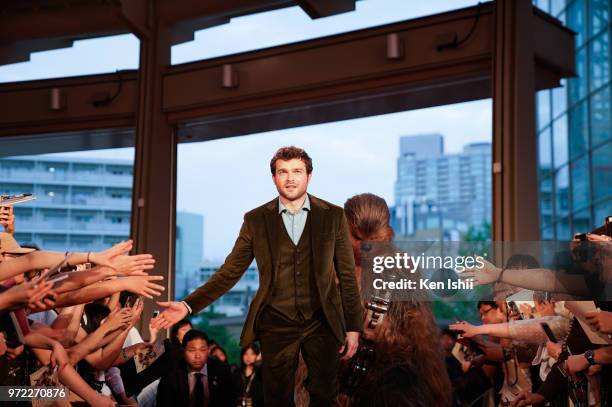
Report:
152,146,363,406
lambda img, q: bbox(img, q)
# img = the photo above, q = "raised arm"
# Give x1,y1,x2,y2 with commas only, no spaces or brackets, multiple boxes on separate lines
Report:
184,219,255,313
54,275,164,307
450,316,570,344
70,308,132,368
152,218,254,329
462,259,591,296
0,240,133,281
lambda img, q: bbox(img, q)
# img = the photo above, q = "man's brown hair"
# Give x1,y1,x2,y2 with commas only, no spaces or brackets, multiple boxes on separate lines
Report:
270,146,313,175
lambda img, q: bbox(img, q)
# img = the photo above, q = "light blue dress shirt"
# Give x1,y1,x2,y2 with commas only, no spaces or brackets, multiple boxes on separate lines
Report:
278,195,311,245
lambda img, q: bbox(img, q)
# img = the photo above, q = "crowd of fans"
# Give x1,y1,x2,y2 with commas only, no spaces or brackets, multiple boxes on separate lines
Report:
0,205,263,406
445,230,612,406
1,198,611,407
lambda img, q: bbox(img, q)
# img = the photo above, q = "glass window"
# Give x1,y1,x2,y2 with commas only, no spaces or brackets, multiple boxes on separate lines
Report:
537,90,552,130
555,217,571,240
555,165,570,218
568,48,588,102
41,234,69,251
589,31,610,92
570,156,590,211
592,141,612,201
0,130,134,252
541,226,555,240
552,80,568,118
535,0,550,12
171,0,481,64
550,0,565,16
590,84,611,147
572,209,591,234
568,100,589,159
0,34,139,84
40,185,69,205
540,175,554,228
567,0,586,46
538,127,553,177
593,198,612,226
590,0,610,38
175,99,493,307
553,114,569,169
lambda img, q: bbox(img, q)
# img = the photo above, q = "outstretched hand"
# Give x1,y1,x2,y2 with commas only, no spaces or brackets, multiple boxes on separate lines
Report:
459,258,501,286
150,301,189,330
90,240,133,270
122,275,165,299
448,321,480,338
111,253,156,276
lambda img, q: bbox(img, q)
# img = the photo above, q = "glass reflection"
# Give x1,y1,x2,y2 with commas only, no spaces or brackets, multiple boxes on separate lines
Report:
591,141,612,202
537,90,551,130
570,156,590,211
555,165,570,218
589,31,610,92
590,81,612,148
566,0,586,46
553,114,569,169
589,0,610,38
568,100,589,159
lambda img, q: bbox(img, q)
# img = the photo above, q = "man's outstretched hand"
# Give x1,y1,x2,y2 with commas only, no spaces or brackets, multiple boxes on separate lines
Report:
150,301,189,329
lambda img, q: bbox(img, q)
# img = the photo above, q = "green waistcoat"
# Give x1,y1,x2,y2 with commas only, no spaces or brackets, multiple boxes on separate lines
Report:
267,214,321,320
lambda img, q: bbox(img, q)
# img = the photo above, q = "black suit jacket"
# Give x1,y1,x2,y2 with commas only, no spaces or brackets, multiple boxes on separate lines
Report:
184,194,364,346
156,357,235,407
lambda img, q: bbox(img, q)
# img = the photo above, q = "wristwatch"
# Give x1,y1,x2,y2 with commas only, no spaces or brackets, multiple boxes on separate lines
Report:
584,349,596,365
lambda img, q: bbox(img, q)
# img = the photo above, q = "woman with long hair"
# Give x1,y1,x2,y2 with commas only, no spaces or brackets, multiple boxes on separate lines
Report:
341,193,452,407
233,343,264,407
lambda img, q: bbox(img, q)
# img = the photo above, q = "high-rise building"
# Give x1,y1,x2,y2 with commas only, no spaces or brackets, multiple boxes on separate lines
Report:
393,135,491,239
175,211,204,297
535,0,612,239
0,155,133,251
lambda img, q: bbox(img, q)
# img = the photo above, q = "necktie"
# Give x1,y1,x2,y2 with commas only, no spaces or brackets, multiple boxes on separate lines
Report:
194,372,206,407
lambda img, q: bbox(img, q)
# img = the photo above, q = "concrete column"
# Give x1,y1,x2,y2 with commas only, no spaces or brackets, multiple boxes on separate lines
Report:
492,0,541,241
130,4,176,328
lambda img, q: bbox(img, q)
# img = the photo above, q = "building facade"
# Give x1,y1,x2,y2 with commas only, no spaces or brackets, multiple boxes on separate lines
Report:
0,155,206,303
393,134,491,240
535,0,612,239
0,155,133,252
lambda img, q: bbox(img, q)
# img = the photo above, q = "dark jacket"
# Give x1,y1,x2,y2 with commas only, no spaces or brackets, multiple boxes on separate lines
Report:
232,366,264,407
156,357,235,407
184,194,364,346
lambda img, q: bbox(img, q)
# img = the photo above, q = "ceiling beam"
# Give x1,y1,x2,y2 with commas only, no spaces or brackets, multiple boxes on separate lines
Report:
0,4,127,43
296,0,356,19
0,3,574,141
119,0,151,39
156,0,294,26
0,38,75,65
0,72,138,136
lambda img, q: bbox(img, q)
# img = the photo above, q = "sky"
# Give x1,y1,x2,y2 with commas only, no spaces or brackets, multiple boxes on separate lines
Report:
0,0,491,261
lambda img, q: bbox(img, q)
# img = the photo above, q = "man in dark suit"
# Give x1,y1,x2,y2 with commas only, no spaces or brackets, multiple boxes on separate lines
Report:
152,146,363,406
157,329,235,407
